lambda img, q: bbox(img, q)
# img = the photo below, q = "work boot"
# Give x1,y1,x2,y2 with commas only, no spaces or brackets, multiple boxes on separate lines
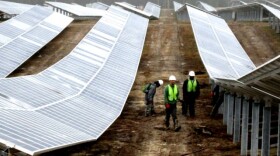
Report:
145,111,150,117
151,110,156,117
165,120,170,130
174,119,181,132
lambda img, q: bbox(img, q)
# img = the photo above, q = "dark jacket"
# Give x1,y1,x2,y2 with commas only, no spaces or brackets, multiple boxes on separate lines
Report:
145,83,157,102
182,79,200,100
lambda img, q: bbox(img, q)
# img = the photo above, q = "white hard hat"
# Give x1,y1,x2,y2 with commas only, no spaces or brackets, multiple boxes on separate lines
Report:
158,80,163,86
189,71,195,76
169,75,176,81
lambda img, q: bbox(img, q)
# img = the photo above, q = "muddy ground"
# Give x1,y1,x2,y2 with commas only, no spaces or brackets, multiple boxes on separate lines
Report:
8,9,280,156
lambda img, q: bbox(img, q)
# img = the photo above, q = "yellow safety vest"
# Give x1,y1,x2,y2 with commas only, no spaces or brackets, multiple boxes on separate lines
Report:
168,84,178,101
187,79,197,92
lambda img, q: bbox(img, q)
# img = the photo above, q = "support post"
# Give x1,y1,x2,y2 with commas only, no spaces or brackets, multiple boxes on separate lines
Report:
223,92,229,125
227,93,235,135
277,103,280,156
218,100,224,114
233,94,242,143
276,18,280,34
260,7,263,21
272,16,276,30
241,96,249,155
269,13,272,26
262,98,272,156
251,98,261,156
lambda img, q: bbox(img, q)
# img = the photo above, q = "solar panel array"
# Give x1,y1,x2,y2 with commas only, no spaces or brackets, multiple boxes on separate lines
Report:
0,0,33,15
262,3,280,19
197,1,217,12
217,2,280,20
115,2,153,19
183,4,279,101
0,6,73,78
238,55,280,100
265,1,280,10
143,2,161,19
45,1,105,17
173,1,184,12
216,2,280,33
0,5,123,109
86,2,109,10
187,5,256,79
119,2,137,8
0,5,149,155
230,0,247,7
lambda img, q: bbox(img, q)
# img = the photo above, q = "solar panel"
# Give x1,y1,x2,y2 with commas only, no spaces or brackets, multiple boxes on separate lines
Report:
115,2,153,19
265,1,280,10
197,1,217,12
0,0,33,15
0,6,73,78
230,0,247,7
0,5,149,155
262,3,280,19
173,1,184,12
86,2,109,10
0,6,129,109
187,5,256,79
45,1,105,17
217,2,280,20
0,7,52,45
184,4,279,101
119,2,137,8
144,2,161,19
238,55,280,100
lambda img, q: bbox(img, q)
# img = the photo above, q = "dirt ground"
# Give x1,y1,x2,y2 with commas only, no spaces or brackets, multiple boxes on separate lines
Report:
7,10,280,156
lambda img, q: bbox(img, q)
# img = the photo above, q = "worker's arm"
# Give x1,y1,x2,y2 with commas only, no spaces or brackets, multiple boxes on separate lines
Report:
164,86,169,104
182,80,187,100
176,85,180,100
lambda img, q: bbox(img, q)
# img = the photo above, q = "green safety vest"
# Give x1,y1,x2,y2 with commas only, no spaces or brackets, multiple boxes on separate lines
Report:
168,84,178,101
187,79,197,92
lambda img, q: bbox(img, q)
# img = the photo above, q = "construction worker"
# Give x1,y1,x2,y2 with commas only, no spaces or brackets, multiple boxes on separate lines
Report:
182,71,200,117
210,87,225,118
211,84,220,106
164,75,181,131
144,80,164,116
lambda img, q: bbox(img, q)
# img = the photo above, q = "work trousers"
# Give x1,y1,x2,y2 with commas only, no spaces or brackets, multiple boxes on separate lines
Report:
145,101,154,116
182,98,196,117
182,100,187,115
165,103,177,127
211,92,219,106
210,91,225,117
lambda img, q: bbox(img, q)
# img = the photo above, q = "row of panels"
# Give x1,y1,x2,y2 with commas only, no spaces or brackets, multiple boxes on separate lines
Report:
0,5,149,155
0,6,129,109
186,5,256,79
175,2,279,101
0,6,73,78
